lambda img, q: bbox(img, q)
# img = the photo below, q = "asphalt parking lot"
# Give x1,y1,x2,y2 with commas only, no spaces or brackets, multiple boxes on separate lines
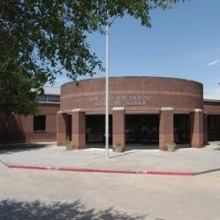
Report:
0,142,220,219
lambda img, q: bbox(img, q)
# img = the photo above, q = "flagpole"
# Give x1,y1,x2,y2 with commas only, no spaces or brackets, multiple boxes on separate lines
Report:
105,11,109,159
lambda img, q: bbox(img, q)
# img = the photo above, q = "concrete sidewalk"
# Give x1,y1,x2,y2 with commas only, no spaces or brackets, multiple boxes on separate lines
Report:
0,142,220,176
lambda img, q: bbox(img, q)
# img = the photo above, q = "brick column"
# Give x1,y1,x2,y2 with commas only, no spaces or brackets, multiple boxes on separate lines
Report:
72,109,86,149
57,111,68,146
159,107,174,151
203,112,208,145
190,109,204,148
113,107,125,151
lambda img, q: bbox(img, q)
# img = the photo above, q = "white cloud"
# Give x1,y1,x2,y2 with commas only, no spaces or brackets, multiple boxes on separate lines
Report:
208,59,220,66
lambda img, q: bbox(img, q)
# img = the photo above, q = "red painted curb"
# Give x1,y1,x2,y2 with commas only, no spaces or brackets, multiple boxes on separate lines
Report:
8,164,138,174
7,164,194,176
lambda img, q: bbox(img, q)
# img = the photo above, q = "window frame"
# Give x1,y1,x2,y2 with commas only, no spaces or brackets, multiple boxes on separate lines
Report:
33,115,46,132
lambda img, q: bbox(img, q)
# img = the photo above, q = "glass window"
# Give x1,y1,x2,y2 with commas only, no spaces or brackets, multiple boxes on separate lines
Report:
48,95,60,102
37,95,60,102
34,115,46,131
37,95,47,101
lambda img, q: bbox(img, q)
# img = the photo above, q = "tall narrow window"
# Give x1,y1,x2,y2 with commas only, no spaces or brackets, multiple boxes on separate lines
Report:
34,115,46,131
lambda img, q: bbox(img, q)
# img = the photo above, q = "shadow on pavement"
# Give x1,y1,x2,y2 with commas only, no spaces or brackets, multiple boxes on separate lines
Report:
0,143,49,154
110,150,140,159
87,143,191,151
0,199,148,220
194,168,220,176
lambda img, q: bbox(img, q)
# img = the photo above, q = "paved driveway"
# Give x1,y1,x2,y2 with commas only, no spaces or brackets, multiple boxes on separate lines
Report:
0,142,220,219
0,161,220,220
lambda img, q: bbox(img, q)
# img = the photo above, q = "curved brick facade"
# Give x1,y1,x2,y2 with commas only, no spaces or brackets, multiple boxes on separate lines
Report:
61,77,203,113
58,77,204,150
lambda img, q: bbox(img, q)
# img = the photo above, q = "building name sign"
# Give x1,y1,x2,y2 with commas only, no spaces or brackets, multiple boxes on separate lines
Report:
89,95,151,106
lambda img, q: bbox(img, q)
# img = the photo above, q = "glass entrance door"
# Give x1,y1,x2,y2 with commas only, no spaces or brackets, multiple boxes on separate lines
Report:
86,115,112,144
126,114,159,145
174,114,190,144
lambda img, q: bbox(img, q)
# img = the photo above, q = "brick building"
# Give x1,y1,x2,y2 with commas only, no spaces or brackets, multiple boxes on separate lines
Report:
57,76,220,150
0,87,60,144
1,76,220,150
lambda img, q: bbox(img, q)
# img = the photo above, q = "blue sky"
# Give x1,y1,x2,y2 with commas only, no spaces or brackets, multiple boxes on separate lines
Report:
55,0,220,100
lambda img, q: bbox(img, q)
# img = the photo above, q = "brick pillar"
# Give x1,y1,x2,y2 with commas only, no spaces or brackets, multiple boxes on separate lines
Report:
190,109,204,148
113,107,125,151
72,109,86,149
159,107,174,151
203,112,208,145
57,111,68,146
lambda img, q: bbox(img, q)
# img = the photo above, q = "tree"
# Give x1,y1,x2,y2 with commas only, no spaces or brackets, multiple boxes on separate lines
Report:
0,0,186,116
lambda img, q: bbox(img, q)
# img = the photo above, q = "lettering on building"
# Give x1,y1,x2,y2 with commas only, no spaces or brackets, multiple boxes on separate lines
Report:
89,95,151,106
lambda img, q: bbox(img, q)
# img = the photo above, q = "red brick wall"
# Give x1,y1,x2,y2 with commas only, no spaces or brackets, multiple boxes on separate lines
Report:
61,77,203,113
0,103,60,144
113,107,125,149
159,108,174,150
204,101,220,114
190,110,204,148
57,112,69,146
72,110,86,149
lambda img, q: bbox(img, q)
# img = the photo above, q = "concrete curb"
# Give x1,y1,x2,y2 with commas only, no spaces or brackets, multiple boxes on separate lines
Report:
6,163,194,176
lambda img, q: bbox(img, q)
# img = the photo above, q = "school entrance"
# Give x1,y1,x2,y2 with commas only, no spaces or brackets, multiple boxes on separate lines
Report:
126,114,159,145
84,113,190,147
